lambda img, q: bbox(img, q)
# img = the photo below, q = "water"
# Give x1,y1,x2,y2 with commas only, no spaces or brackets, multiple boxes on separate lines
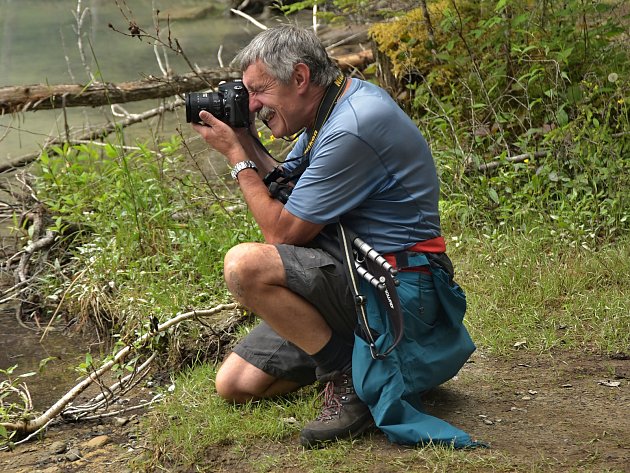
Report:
0,305,92,409
0,0,264,408
0,0,263,162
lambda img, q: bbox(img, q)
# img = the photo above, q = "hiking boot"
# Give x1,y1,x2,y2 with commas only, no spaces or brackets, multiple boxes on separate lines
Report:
300,371,373,448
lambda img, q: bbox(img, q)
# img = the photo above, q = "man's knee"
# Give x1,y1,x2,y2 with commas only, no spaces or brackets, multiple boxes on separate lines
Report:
223,243,283,301
215,353,274,403
215,354,256,403
215,363,246,403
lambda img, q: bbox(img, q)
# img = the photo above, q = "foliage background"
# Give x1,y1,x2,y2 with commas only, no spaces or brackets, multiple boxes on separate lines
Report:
2,0,629,464
370,0,629,243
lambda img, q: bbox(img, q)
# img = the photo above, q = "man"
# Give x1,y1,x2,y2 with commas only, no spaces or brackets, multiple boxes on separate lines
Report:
192,24,474,448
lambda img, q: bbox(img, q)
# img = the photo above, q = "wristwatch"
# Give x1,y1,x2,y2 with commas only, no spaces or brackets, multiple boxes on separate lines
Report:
230,160,258,181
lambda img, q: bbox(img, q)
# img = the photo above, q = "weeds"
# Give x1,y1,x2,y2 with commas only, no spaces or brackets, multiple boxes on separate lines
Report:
31,137,260,344
370,0,630,244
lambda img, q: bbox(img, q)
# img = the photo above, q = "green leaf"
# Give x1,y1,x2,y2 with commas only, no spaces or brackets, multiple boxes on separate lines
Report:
495,0,508,12
489,188,500,204
18,371,37,378
0,364,18,375
38,356,57,373
556,108,569,126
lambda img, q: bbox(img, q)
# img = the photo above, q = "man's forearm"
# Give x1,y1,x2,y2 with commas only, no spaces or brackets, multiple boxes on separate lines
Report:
237,131,279,178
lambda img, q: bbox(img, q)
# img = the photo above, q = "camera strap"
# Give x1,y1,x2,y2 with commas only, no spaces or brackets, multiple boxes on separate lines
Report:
265,74,347,201
302,73,347,158
336,223,405,359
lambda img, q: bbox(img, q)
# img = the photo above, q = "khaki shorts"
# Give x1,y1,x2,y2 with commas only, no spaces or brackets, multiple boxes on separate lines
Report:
232,244,356,385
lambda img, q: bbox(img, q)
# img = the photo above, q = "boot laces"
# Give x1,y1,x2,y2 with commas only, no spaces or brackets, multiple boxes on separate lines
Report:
316,381,343,421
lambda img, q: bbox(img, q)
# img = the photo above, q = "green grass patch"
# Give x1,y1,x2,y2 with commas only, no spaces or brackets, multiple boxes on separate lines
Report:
142,363,521,472
140,363,319,469
450,231,630,355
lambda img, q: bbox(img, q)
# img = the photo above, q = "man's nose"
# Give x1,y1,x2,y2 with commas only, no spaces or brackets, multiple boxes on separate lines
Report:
249,95,262,113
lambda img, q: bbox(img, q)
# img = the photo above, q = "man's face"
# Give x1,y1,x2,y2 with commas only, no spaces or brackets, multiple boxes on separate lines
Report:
242,60,302,138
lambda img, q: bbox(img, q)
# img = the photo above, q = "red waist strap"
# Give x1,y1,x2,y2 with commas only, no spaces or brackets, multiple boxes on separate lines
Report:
407,235,446,253
383,236,446,273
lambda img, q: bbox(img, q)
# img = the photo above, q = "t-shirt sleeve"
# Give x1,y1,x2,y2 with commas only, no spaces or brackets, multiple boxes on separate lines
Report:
284,130,383,224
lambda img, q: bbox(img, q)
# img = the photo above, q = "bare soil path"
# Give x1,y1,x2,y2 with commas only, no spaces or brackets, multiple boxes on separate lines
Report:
1,349,628,472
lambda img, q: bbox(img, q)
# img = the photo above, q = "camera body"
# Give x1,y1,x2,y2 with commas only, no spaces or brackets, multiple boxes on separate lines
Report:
185,81,250,128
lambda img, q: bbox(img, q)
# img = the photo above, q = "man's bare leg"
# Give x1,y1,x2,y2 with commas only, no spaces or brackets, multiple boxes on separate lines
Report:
219,242,371,447
215,352,303,403
215,242,329,402
223,242,332,355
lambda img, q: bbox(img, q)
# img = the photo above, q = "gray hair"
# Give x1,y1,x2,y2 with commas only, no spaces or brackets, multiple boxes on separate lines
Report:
232,24,341,87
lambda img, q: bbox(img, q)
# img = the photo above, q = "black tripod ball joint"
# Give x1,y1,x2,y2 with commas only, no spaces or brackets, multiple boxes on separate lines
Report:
264,167,293,204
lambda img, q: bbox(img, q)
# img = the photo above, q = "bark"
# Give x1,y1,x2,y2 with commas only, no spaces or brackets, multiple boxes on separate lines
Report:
334,50,374,71
0,68,242,114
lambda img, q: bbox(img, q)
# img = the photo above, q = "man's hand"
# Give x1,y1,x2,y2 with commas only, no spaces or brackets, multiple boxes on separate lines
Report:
191,111,247,166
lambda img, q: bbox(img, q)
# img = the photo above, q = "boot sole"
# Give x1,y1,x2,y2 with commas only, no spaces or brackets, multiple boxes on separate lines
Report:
299,418,375,449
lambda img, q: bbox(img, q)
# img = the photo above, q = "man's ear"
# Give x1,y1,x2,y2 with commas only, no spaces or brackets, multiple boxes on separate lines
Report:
293,63,311,93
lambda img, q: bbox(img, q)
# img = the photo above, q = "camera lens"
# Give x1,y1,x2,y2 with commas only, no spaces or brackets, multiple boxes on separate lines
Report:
185,92,224,124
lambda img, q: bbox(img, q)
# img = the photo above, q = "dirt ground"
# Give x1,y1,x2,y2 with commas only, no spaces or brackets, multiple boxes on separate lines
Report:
1,349,628,473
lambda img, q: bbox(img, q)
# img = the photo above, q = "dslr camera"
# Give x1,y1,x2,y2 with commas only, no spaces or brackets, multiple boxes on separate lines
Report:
185,81,250,128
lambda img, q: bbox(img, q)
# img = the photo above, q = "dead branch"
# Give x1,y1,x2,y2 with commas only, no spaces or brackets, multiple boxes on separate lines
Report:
62,353,157,419
0,302,240,445
476,150,549,172
16,230,56,284
0,67,241,115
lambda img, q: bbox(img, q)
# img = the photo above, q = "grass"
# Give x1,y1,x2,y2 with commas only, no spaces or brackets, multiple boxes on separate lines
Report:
450,231,630,356
142,361,518,472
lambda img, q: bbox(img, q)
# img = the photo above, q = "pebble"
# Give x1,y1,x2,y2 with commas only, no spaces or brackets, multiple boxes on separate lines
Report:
114,416,129,427
85,435,110,449
49,441,67,454
65,447,81,462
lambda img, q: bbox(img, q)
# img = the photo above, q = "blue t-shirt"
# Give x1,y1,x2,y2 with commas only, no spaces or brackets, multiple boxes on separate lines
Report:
283,79,441,253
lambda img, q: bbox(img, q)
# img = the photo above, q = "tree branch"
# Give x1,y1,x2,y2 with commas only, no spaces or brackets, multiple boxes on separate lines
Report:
0,303,240,442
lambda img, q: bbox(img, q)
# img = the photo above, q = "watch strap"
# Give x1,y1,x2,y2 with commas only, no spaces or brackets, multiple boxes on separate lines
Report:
231,160,258,180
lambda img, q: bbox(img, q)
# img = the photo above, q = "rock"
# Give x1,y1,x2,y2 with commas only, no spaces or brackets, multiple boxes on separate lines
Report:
65,447,81,462
36,467,61,473
114,416,129,427
48,440,67,454
84,435,110,449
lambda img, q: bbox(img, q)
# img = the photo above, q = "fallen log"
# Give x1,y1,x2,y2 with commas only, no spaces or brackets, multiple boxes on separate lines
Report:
0,68,241,114
0,50,374,115
334,49,374,71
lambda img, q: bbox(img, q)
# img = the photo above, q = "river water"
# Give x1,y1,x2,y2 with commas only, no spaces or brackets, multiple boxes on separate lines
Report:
0,0,264,162
0,0,265,408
